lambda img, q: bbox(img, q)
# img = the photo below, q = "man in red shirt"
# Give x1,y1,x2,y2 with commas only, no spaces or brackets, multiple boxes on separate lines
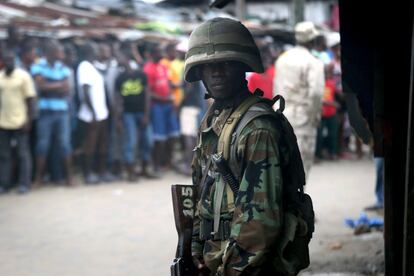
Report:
143,45,179,173
315,65,339,160
247,46,275,99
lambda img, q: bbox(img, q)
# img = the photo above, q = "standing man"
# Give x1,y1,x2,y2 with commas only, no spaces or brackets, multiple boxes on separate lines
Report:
5,25,23,66
161,43,184,108
315,65,339,160
144,45,180,173
177,80,206,176
20,43,38,71
115,53,153,181
247,45,275,100
20,42,39,184
31,41,74,187
77,42,112,184
364,157,384,211
274,21,325,177
0,50,36,194
94,42,122,178
185,18,310,275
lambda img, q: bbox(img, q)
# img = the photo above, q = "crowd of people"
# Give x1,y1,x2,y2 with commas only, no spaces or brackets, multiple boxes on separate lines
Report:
248,24,364,176
0,23,363,195
0,25,208,194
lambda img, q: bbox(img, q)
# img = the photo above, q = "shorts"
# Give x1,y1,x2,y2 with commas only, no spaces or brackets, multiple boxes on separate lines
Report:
150,102,180,141
180,106,201,137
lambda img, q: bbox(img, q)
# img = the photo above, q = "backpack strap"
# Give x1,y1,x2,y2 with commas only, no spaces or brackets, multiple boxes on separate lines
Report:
214,94,288,231
217,95,261,157
225,104,276,213
213,95,261,232
228,95,286,179
228,105,277,181
216,95,276,212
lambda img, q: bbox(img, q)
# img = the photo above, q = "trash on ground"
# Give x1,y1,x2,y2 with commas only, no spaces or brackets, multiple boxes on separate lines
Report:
328,241,343,250
345,212,384,235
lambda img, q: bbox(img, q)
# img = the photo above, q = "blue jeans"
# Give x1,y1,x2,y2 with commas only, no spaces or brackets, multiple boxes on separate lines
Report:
150,102,180,141
36,110,72,157
107,115,122,168
0,129,32,188
123,112,153,164
374,157,384,206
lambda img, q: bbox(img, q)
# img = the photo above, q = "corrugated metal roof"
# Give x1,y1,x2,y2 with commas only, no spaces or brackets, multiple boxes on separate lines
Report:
0,0,294,44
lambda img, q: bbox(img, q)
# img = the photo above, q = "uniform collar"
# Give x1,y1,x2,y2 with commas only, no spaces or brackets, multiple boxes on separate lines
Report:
200,89,251,136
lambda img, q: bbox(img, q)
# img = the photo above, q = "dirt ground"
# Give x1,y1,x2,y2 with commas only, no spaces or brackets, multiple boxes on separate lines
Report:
301,158,384,276
0,156,384,276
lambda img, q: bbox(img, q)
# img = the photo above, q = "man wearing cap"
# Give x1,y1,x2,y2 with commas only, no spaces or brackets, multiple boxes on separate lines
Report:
184,18,307,275
273,21,325,177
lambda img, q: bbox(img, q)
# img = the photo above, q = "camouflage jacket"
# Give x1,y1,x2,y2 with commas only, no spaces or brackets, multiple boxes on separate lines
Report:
191,92,283,275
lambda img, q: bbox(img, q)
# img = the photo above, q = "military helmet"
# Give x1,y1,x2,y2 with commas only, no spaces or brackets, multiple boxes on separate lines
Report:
184,17,264,82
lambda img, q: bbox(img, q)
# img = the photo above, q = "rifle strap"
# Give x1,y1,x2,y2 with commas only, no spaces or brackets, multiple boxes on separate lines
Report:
200,158,212,193
211,96,260,238
213,175,225,238
212,95,277,239
217,95,260,157
218,95,286,212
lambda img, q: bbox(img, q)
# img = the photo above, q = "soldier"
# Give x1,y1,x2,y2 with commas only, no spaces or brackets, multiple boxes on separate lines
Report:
273,21,325,177
185,18,310,276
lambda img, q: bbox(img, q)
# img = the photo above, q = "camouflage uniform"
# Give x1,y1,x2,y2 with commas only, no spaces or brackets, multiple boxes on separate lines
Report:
183,17,295,275
191,91,283,275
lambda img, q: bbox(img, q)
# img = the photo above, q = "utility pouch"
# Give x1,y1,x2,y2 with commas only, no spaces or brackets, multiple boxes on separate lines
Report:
219,220,231,240
272,212,309,276
200,218,231,241
298,193,315,241
200,218,213,241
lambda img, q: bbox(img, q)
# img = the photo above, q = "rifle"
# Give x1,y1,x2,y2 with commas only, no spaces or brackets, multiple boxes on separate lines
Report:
171,184,197,276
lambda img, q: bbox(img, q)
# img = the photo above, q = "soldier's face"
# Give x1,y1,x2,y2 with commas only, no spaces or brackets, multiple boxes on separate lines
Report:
199,61,246,100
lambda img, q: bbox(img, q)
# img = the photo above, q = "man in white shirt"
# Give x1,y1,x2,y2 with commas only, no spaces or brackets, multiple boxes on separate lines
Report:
77,42,114,184
273,21,325,177
94,42,123,178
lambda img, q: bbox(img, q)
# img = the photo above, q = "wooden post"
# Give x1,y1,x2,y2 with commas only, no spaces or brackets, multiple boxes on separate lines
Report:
293,0,305,24
403,19,414,276
235,0,246,21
